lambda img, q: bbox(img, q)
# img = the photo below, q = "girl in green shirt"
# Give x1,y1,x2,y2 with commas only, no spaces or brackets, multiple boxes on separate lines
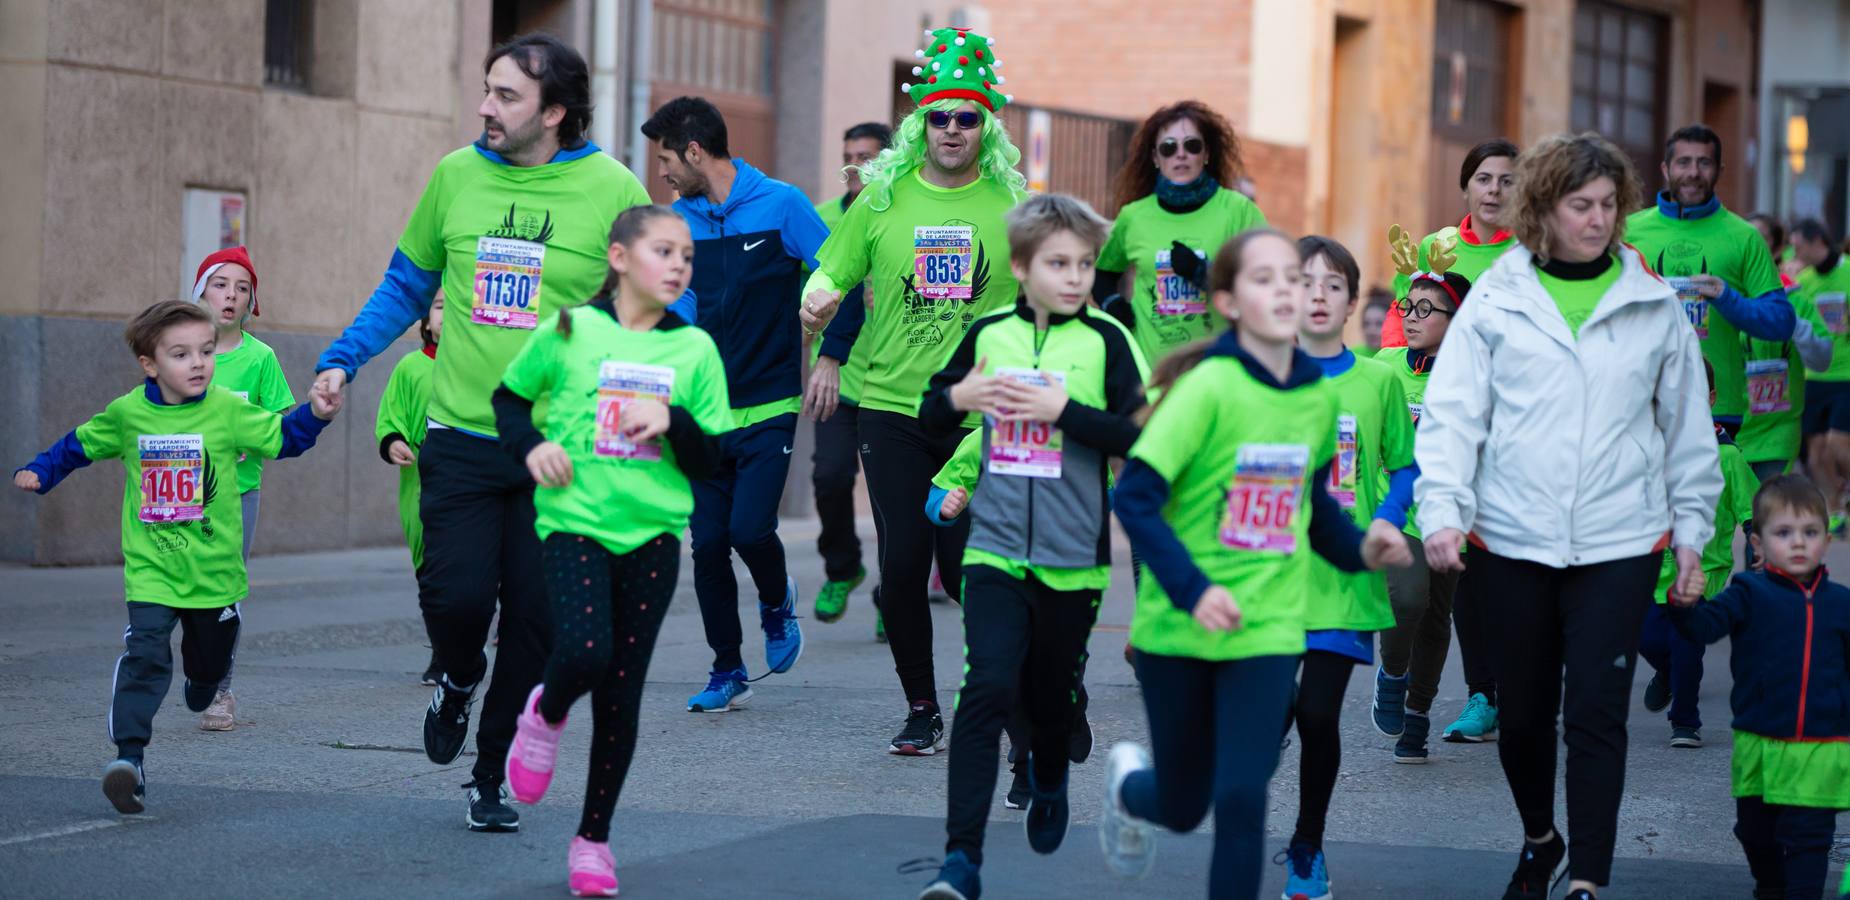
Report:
493,206,734,899
1099,229,1409,898
377,293,443,685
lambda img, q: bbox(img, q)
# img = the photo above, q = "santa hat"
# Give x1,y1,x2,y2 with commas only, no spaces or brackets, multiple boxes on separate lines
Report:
903,27,1011,113
192,246,261,316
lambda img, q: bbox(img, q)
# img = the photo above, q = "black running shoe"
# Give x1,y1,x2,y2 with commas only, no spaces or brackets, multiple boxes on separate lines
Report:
101,759,145,815
424,680,476,765
182,678,218,713
1023,766,1069,855
1069,709,1093,763
890,702,946,756
1502,831,1566,899
464,778,519,832
1643,672,1671,713
1003,766,1030,810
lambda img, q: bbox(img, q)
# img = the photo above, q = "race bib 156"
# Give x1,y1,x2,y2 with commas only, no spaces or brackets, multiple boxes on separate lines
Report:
138,433,205,523
1219,443,1309,553
594,361,675,461
473,236,545,330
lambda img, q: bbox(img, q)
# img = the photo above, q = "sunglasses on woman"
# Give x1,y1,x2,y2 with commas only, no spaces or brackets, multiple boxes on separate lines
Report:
927,110,984,131
1394,298,1455,320
1158,137,1206,158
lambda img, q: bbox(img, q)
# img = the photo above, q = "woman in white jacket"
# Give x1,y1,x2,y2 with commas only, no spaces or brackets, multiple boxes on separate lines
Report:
1413,132,1722,900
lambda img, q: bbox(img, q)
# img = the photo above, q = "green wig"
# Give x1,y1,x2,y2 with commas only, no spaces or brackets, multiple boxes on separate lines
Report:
849,99,1028,213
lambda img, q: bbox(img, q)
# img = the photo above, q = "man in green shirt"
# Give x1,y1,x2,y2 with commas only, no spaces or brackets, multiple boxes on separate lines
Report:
312,35,658,834
800,25,1027,755
807,122,890,626
1625,124,1793,433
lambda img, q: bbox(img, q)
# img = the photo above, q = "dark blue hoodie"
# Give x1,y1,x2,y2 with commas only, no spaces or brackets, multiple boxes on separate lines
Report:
672,159,831,410
1671,567,1850,741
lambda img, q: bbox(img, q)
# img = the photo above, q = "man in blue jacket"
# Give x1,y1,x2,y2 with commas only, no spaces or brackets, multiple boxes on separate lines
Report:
642,97,831,712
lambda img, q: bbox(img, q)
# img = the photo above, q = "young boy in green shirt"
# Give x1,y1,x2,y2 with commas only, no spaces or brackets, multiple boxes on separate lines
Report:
377,292,443,685
14,300,340,815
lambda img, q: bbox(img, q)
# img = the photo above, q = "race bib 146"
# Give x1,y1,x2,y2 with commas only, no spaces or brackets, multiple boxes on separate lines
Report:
138,434,205,524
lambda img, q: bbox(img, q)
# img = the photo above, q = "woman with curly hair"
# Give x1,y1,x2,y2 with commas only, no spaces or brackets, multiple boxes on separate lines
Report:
1094,100,1269,363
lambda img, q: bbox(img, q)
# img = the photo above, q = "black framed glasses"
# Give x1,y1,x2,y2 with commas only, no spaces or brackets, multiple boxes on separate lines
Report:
927,110,983,131
1158,137,1206,158
1394,298,1455,320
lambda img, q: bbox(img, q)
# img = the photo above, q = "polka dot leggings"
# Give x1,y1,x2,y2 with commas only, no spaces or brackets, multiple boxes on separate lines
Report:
538,532,680,842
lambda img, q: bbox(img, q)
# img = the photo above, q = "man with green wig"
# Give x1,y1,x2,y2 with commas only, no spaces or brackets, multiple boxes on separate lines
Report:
800,25,1027,756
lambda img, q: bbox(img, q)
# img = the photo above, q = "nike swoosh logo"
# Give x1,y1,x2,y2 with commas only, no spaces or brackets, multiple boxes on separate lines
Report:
743,239,767,251
782,445,793,455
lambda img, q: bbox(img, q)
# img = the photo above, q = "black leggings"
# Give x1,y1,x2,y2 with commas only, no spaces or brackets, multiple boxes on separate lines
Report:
1734,796,1838,899
536,532,680,843
857,409,970,706
1290,650,1356,849
1474,548,1657,887
1452,567,1497,703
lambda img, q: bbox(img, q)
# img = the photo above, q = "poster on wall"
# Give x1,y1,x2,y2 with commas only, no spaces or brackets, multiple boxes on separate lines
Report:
180,188,248,299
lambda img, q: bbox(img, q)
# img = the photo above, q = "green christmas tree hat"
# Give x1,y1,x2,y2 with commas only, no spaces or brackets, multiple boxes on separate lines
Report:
902,26,1011,112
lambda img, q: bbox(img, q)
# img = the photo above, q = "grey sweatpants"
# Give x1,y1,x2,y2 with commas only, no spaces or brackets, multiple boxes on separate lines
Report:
110,601,241,760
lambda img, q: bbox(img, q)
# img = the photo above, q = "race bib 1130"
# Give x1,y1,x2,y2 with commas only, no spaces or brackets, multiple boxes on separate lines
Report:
472,236,545,330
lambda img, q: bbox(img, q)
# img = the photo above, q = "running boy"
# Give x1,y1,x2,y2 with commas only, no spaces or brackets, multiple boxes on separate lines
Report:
495,206,733,898
1669,475,1849,900
1640,359,1758,748
1279,235,1417,899
13,300,340,815
377,292,444,684
190,246,292,730
912,195,1149,900
1099,229,1411,900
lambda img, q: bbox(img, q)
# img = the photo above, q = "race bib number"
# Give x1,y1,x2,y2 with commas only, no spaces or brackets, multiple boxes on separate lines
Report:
138,434,205,524
1329,415,1359,509
914,226,974,302
1746,358,1791,415
472,236,545,330
594,361,675,461
1818,292,1848,336
1219,444,1308,553
1668,277,1708,339
1153,247,1207,316
986,368,1066,478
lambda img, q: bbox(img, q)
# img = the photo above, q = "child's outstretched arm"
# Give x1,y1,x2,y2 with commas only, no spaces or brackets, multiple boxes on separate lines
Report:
271,385,342,460
14,432,92,493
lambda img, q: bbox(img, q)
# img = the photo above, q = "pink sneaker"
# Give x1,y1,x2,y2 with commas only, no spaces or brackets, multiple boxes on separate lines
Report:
568,837,620,897
505,685,565,805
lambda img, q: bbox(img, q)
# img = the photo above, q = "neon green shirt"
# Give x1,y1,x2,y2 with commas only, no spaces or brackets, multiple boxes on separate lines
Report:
1536,258,1623,339
1390,218,1516,301
1653,436,1757,602
500,308,734,557
75,385,295,608
375,346,435,568
1127,355,1339,660
1799,261,1850,382
810,193,868,405
1625,204,1785,417
210,332,294,494
399,147,653,436
1303,355,1414,631
1739,292,1826,464
810,171,1021,417
1372,347,1429,538
1097,188,1268,363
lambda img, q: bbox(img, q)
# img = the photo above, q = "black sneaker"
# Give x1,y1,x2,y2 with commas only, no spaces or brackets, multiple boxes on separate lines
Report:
464,778,519,832
1023,765,1069,855
1393,712,1430,764
889,702,946,756
101,759,145,815
1670,726,1704,748
1003,766,1030,810
1069,708,1093,764
423,679,477,765
1643,672,1671,713
1564,891,1594,900
1501,831,1566,899
420,650,440,686
182,678,218,712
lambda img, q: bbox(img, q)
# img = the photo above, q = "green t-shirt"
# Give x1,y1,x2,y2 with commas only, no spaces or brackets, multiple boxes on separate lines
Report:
500,308,734,557
1371,347,1429,538
375,346,435,568
1303,355,1414,631
1127,355,1339,660
75,385,293,608
1389,219,1516,300
1625,204,1785,417
399,147,653,436
1798,261,1850,383
1652,437,1757,602
211,332,294,494
811,171,1021,417
810,193,868,405
1738,292,1826,464
1536,259,1623,339
1097,188,1268,363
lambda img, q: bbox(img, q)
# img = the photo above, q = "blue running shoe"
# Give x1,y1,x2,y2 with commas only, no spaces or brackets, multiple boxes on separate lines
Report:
1372,667,1408,737
762,576,804,674
1024,765,1069,855
917,850,981,900
687,668,752,713
1278,840,1331,900
1443,692,1500,743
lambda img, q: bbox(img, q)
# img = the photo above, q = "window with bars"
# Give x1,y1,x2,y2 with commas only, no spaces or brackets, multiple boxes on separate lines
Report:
1571,1,1668,193
264,0,313,90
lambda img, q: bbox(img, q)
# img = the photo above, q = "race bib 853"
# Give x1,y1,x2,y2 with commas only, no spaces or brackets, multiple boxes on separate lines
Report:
914,226,974,302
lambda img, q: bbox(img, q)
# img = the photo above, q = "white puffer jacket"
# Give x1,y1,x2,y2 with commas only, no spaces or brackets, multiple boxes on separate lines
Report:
1414,244,1721,567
